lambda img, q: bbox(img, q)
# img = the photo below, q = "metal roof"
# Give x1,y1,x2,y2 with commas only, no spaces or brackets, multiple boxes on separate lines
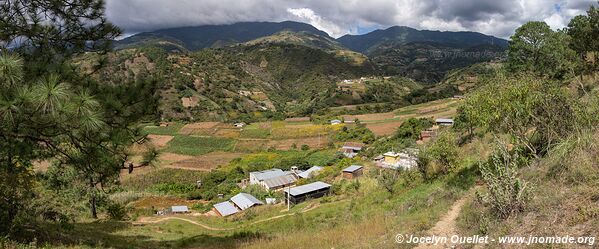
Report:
435,118,454,123
230,193,263,210
249,168,286,181
171,206,189,213
213,201,239,216
297,166,323,179
263,174,297,188
343,165,363,173
342,142,364,150
284,181,332,196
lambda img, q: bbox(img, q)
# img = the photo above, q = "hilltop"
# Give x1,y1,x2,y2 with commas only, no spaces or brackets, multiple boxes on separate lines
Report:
116,21,508,84
115,21,331,51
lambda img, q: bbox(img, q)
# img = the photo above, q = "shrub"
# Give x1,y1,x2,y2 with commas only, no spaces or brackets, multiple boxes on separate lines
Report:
106,203,129,221
477,143,532,219
418,130,460,178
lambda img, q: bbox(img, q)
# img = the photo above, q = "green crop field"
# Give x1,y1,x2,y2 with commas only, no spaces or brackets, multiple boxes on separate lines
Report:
143,123,184,135
162,135,236,156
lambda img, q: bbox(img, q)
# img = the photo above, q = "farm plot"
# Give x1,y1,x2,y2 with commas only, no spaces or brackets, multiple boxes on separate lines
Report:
178,122,221,135
365,121,403,137
342,112,396,123
143,123,184,135
162,135,236,156
271,123,336,139
166,152,246,171
235,139,270,152
266,137,329,150
147,134,174,147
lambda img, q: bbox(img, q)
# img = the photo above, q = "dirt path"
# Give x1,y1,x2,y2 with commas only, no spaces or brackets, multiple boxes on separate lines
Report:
133,202,323,230
414,190,474,249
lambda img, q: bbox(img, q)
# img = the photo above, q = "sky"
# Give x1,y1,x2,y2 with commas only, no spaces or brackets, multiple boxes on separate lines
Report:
105,0,596,39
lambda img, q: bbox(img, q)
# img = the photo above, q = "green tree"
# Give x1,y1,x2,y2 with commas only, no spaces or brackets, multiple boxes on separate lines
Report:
418,131,459,178
461,74,577,156
507,21,576,79
394,118,433,140
567,3,599,77
0,0,158,234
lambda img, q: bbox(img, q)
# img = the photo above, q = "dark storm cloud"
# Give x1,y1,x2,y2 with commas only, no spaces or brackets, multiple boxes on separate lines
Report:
105,0,596,39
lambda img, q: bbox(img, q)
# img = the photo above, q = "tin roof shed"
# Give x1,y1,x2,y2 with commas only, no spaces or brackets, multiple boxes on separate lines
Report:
213,201,239,216
231,193,263,210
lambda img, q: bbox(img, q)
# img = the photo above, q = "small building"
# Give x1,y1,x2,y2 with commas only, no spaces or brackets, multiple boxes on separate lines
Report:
452,95,465,99
297,166,323,179
341,142,365,158
330,119,342,125
435,118,454,126
380,149,419,170
265,198,277,205
284,181,332,204
213,201,239,217
262,174,297,191
233,122,246,128
230,193,263,210
249,169,287,185
383,152,401,165
420,129,437,142
169,205,189,214
342,165,364,179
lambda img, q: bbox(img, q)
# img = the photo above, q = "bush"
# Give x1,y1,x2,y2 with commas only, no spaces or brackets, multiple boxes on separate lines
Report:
106,203,129,221
477,143,532,219
418,130,460,178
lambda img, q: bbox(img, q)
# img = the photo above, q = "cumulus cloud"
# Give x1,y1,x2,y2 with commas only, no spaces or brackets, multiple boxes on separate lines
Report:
286,8,347,38
105,0,596,39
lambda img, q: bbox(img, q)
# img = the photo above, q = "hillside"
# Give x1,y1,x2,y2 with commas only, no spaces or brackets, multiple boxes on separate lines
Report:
115,21,332,51
337,26,508,54
78,43,379,122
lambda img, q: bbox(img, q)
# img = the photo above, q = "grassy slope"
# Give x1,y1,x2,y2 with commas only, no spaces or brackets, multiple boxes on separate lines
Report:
457,132,599,248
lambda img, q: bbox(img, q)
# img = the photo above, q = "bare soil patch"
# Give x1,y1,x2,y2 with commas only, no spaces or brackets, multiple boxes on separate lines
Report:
365,121,403,136
147,134,174,147
165,152,245,171
179,122,221,135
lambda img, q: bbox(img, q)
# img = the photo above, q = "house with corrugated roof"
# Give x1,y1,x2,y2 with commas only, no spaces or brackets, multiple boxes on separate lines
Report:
249,168,287,185
435,118,454,126
168,205,189,214
341,142,365,158
297,166,323,179
342,165,363,179
213,201,239,217
230,193,263,210
262,174,297,191
284,181,332,204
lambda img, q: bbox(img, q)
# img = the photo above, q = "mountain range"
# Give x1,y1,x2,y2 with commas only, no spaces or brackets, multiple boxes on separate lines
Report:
96,21,508,121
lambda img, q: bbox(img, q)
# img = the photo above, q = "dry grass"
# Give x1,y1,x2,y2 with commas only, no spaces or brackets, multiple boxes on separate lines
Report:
365,121,403,136
243,215,393,249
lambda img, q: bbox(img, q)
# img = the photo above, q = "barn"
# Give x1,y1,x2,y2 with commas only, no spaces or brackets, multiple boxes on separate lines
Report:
342,165,363,179
284,181,332,204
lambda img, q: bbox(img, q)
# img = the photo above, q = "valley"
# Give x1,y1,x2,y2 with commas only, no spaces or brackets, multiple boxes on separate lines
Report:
2,2,598,249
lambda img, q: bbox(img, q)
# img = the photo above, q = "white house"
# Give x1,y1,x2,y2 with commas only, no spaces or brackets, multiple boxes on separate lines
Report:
249,169,287,185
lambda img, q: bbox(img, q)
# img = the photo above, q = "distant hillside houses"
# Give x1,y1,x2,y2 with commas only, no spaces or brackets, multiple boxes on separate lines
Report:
341,142,365,158
435,118,454,126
